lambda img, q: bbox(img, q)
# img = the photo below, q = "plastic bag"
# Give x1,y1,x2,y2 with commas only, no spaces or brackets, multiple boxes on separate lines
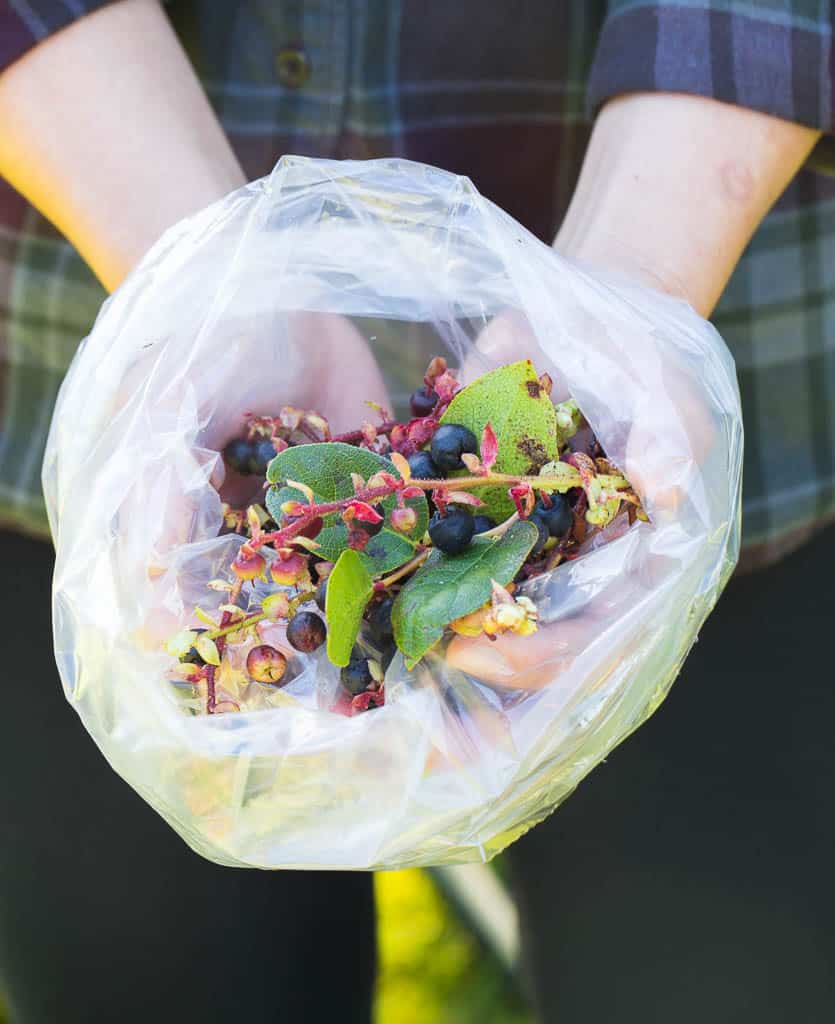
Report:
43,157,742,869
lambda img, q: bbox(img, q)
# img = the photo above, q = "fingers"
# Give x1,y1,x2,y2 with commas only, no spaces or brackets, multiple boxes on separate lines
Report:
446,614,595,690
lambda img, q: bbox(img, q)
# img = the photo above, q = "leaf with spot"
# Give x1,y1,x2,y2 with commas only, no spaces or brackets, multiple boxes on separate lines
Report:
440,360,559,520
391,521,539,667
265,443,428,575
325,549,374,667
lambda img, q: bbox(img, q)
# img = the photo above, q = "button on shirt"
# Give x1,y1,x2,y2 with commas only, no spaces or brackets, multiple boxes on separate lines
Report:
1,0,834,569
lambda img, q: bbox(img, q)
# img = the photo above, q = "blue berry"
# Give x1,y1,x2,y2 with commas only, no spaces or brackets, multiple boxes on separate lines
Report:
366,597,394,644
534,494,573,537
471,515,496,535
249,439,278,476
409,385,439,418
429,509,475,556
315,578,328,612
408,450,441,480
223,438,255,474
529,513,550,556
430,423,478,473
341,653,373,696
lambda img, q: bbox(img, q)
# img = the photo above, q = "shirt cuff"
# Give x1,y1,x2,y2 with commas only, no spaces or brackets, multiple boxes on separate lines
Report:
0,1,120,75
587,4,832,134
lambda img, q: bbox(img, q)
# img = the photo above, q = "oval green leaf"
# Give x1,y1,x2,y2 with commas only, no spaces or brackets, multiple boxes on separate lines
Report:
440,360,559,520
391,520,539,667
324,549,374,667
265,442,428,575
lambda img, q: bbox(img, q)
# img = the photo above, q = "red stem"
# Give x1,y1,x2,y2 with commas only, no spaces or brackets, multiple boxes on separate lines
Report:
330,420,398,444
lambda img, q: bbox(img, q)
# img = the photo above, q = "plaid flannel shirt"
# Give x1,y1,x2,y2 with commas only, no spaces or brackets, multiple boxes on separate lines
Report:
2,0,835,569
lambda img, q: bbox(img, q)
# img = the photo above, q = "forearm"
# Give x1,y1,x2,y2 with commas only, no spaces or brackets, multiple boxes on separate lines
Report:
555,93,820,317
0,0,245,292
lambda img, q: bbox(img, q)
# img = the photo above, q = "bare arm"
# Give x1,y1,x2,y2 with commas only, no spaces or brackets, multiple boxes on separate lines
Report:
555,92,820,317
0,0,245,291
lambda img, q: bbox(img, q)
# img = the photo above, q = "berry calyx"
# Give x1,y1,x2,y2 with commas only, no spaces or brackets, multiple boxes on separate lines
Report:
409,385,439,418
223,438,255,474
428,509,475,555
533,494,573,537
285,611,327,652
430,423,478,473
407,450,441,480
246,645,287,684
471,514,496,535
340,652,373,696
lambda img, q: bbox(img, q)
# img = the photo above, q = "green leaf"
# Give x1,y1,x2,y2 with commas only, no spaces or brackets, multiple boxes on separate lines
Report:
265,443,428,575
391,521,538,667
325,549,374,667
440,360,559,520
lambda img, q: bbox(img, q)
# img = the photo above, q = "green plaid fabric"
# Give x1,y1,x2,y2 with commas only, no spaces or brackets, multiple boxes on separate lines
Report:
1,0,834,566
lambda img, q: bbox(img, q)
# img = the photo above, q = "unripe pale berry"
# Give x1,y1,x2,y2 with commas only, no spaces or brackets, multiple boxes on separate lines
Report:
246,645,288,684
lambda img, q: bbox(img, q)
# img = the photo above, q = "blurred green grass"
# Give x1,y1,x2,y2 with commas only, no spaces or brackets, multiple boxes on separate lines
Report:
374,868,531,1024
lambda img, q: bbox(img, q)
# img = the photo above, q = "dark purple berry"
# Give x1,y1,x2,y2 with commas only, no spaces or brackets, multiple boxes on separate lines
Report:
315,577,328,613
529,513,550,556
367,597,394,644
223,438,255,474
534,494,573,537
286,611,327,652
430,423,478,473
428,509,475,556
409,385,439,418
249,439,278,476
407,450,441,480
341,653,373,696
471,515,496,535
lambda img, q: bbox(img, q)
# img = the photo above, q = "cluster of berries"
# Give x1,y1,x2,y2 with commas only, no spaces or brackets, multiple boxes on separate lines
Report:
167,355,642,717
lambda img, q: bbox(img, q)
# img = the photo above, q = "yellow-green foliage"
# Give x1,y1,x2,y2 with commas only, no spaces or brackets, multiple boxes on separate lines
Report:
374,869,531,1024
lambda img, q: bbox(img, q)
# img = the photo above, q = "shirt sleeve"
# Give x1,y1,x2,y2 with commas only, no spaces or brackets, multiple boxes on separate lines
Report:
0,1,120,75
587,1,834,134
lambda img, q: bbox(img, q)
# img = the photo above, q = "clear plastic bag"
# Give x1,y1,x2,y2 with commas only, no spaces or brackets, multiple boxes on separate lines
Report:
43,157,742,869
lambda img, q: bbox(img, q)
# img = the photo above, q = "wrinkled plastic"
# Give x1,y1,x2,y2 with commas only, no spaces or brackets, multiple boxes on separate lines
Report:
43,157,742,869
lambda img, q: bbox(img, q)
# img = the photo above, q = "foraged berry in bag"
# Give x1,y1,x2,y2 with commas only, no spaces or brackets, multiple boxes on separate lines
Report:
428,509,475,555
534,494,573,537
430,423,478,473
223,438,255,474
285,611,327,652
340,652,373,696
528,513,550,556
314,577,328,612
270,551,308,586
249,439,278,476
471,514,496,535
407,450,441,480
246,644,288,685
367,597,394,645
409,385,439,418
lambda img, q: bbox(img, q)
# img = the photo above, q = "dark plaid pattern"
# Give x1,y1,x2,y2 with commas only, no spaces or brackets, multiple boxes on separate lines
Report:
1,0,834,565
